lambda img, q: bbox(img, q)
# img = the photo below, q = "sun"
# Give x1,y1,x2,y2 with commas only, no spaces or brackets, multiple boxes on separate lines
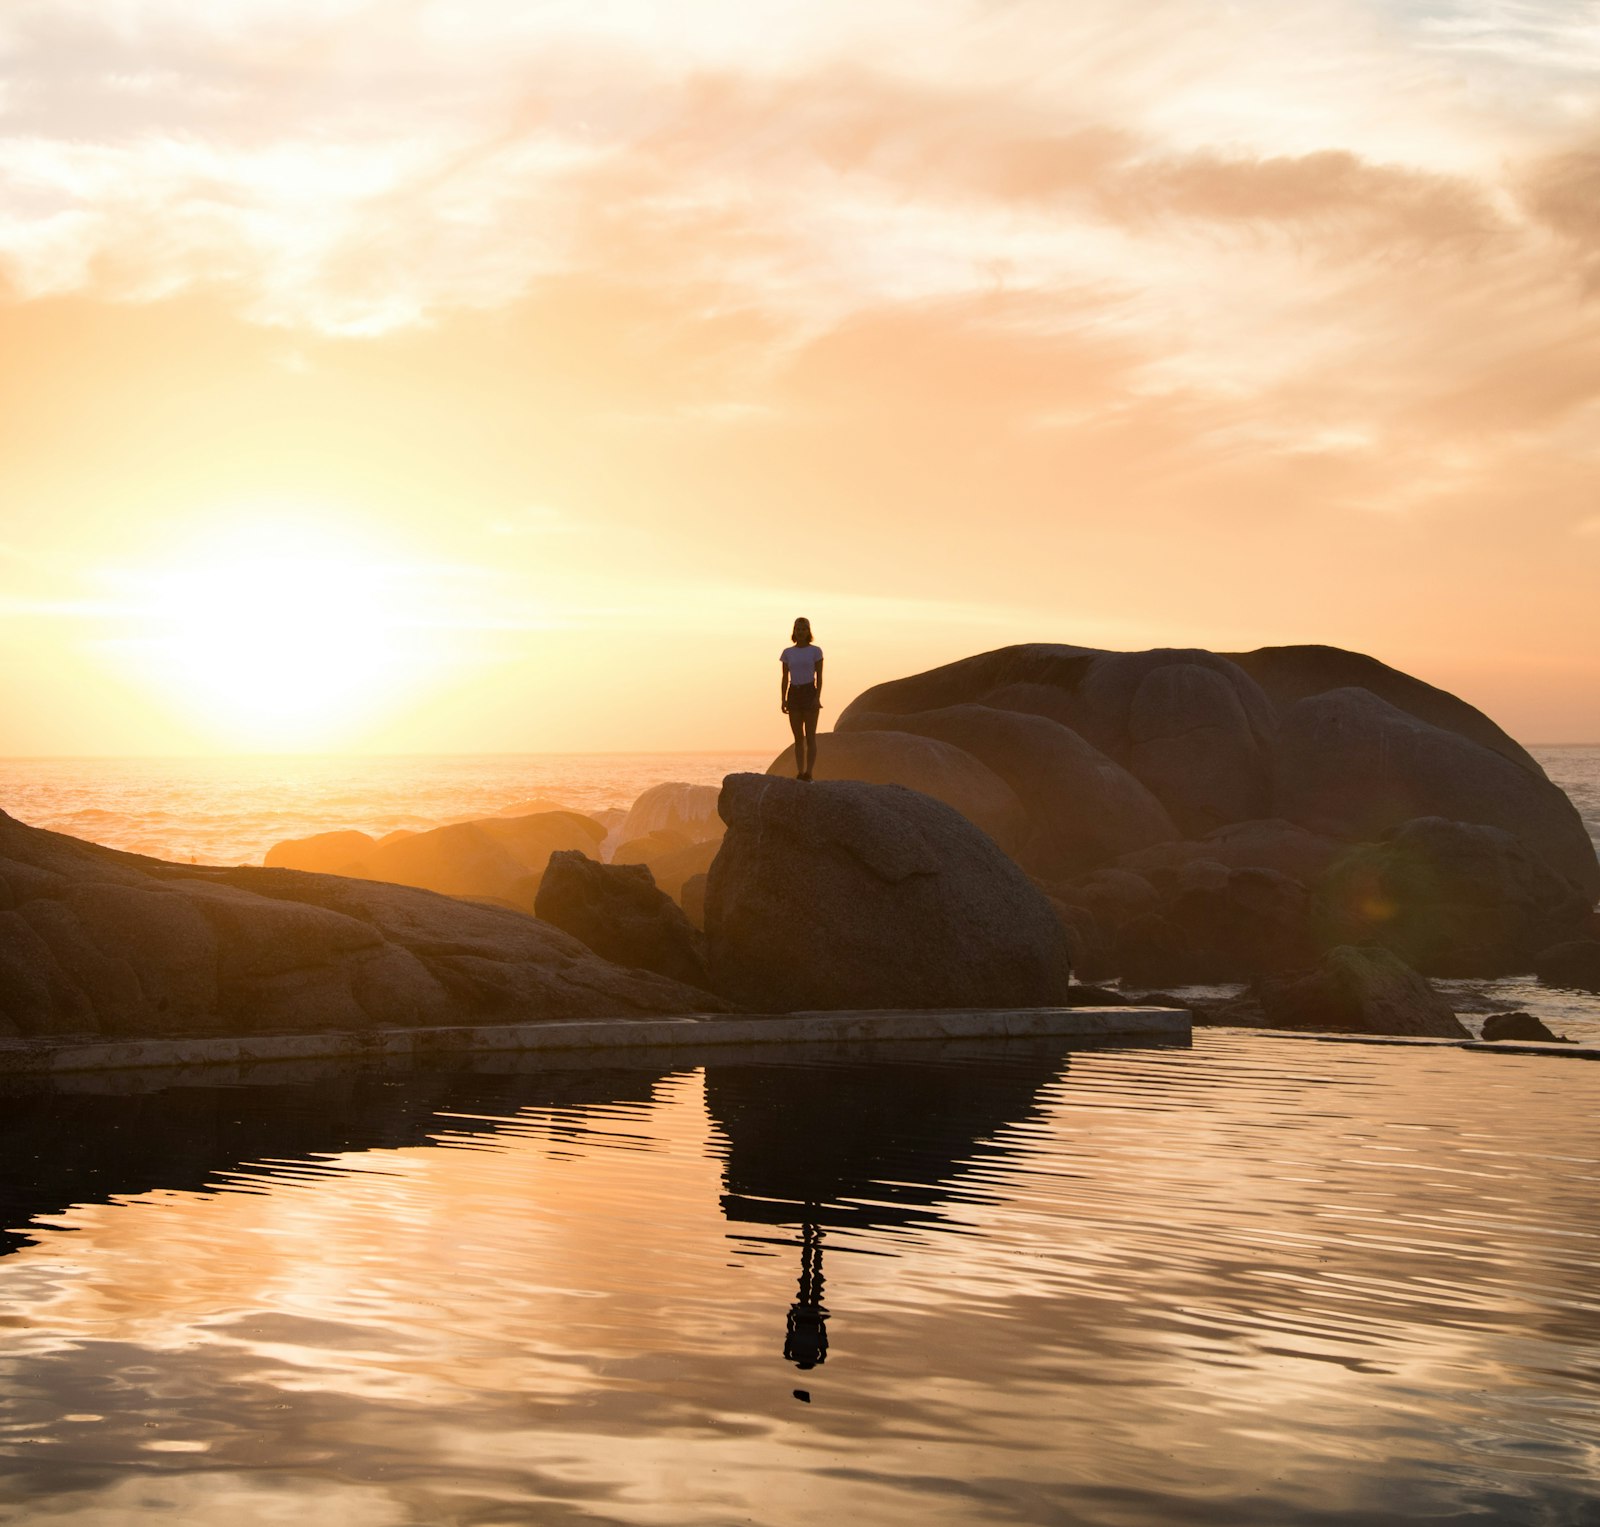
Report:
108,513,429,749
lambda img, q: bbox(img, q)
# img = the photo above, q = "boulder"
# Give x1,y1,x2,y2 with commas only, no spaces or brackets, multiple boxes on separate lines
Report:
679,872,708,931
617,782,726,846
1480,1011,1571,1043
1274,688,1598,898
1533,939,1600,992
0,809,723,1040
1114,912,1208,987
1125,664,1274,832
1317,817,1592,975
1255,946,1469,1038
838,704,1178,878
535,850,709,988
706,774,1073,1012
1164,864,1316,977
614,835,720,901
1113,819,1346,888
764,730,1030,858
1225,643,1541,773
340,810,606,910
264,829,377,874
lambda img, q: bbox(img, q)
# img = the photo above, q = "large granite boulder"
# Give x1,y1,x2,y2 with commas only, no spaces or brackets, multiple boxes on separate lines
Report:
764,730,1030,858
340,810,607,911
1274,688,1597,898
1256,946,1469,1038
842,641,1598,981
706,774,1073,1012
1317,817,1591,975
838,704,1178,878
535,850,708,987
0,810,721,1040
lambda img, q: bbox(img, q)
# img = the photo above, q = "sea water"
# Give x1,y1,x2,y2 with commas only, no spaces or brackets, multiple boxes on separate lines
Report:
0,1034,1597,1525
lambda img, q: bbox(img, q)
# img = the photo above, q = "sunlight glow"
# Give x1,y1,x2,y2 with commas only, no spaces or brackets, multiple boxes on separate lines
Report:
104,515,431,749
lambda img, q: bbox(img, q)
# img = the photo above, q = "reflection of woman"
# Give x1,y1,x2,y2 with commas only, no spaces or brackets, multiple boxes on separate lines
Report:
780,617,824,782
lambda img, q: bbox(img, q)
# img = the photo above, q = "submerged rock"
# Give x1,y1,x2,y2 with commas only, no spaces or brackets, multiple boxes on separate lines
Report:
535,850,709,988
0,810,719,1040
706,774,1073,1013
1255,946,1469,1039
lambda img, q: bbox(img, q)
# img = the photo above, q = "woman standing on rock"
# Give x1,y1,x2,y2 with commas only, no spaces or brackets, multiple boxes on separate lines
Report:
781,617,824,781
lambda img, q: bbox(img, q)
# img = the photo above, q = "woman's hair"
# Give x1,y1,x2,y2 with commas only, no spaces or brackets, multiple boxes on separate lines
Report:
791,616,812,645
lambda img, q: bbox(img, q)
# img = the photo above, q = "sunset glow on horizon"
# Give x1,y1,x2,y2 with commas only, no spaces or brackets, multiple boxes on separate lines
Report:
3,0,1599,754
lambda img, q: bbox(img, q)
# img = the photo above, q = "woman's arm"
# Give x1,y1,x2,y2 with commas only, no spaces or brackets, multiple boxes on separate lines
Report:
780,656,790,712
814,656,823,707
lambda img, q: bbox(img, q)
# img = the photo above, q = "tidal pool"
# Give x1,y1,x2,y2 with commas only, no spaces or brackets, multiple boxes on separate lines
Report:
1,1033,1597,1526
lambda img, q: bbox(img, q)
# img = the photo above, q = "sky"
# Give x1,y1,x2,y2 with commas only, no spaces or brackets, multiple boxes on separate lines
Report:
1,0,1598,754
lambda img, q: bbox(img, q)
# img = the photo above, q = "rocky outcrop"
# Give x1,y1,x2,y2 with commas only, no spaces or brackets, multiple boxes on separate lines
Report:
839,704,1177,877
612,834,719,901
706,774,1073,1013
1256,946,1470,1039
264,829,378,874
1533,940,1600,992
829,642,1597,982
1317,818,1591,975
765,730,1030,859
1273,688,1597,899
339,810,607,911
0,810,721,1040
534,850,708,987
616,782,725,846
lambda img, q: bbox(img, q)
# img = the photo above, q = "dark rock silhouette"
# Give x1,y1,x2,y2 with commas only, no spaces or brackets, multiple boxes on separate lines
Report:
765,729,1030,859
706,774,1073,1012
1481,1011,1570,1043
0,810,720,1040
1271,688,1596,896
1533,939,1600,993
811,642,1598,989
679,872,708,930
535,850,709,987
1256,946,1470,1038
1317,817,1591,976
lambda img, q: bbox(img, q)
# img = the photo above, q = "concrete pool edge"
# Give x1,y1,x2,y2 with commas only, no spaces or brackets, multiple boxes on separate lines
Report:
0,1006,1190,1076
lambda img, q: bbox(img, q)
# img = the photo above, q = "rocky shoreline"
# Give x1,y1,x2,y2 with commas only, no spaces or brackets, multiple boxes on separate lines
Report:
3,642,1597,1047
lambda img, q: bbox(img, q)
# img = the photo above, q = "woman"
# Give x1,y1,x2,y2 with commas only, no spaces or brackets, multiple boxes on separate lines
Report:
781,617,824,781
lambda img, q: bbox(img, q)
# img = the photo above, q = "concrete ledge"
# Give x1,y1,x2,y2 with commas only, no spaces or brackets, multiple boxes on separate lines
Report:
0,1006,1189,1077
1244,1028,1600,1059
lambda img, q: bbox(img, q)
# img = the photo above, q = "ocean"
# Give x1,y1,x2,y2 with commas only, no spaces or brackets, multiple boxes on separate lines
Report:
2,745,1598,1040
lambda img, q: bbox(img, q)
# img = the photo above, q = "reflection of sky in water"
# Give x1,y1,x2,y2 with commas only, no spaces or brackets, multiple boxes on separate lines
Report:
0,1034,1597,1526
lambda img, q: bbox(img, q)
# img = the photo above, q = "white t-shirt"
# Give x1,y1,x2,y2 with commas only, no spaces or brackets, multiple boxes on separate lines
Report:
783,644,823,686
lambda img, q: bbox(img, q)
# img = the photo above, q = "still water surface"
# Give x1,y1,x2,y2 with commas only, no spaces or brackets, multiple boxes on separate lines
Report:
1,1033,1597,1525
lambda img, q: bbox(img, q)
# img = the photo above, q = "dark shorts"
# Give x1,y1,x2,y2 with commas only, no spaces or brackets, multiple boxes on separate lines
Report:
787,683,819,714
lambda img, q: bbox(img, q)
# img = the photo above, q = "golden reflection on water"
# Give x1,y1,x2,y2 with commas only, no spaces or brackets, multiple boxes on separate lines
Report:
0,1035,1597,1526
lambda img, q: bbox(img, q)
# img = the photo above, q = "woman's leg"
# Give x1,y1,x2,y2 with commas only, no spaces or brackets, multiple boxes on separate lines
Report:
802,707,819,778
788,705,807,777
